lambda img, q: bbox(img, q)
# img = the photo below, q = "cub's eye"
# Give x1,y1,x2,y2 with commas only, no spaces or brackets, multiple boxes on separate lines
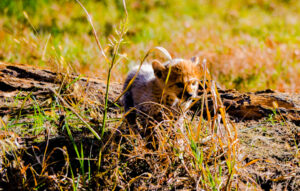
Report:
175,82,184,88
192,81,197,86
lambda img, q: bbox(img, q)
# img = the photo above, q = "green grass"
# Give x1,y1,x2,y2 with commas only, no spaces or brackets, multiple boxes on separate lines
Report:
0,58,242,190
0,1,299,189
0,0,299,92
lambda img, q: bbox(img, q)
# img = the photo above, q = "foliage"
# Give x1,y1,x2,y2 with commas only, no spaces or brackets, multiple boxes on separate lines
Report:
0,0,299,91
0,0,299,190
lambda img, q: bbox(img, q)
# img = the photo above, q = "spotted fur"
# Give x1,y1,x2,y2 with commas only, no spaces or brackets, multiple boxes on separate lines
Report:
123,57,202,123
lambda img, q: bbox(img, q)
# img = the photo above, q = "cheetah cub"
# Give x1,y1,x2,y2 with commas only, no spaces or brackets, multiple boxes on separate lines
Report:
123,57,202,124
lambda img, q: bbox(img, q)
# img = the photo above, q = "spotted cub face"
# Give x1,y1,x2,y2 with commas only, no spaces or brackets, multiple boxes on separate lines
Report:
152,57,202,109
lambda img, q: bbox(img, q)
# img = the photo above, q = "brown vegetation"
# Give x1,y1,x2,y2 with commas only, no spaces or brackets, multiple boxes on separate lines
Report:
1,62,299,124
0,62,299,190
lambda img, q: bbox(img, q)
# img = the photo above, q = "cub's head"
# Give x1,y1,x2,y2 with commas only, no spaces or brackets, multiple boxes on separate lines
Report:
152,57,202,109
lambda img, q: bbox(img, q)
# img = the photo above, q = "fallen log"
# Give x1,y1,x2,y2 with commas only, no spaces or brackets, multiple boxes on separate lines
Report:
193,88,300,125
0,62,299,125
0,62,122,116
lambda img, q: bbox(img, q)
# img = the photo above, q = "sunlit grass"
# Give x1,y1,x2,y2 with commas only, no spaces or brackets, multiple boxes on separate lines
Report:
0,0,299,92
1,1,299,189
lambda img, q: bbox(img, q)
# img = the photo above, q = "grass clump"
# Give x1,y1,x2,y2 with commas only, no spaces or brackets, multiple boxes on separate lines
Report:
0,66,244,190
0,0,299,190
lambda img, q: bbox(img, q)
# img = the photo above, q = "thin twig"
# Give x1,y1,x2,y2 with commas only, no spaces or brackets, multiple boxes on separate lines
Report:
76,0,109,63
101,0,128,136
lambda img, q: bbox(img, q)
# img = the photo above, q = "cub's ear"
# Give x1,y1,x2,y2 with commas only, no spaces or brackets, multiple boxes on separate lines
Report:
191,56,200,65
152,60,165,79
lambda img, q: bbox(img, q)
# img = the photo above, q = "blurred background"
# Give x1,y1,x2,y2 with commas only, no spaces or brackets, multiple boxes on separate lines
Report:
0,0,299,92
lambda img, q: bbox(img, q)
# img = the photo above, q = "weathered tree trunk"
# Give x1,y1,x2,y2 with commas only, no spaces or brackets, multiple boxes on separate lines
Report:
0,62,299,125
0,62,122,116
193,88,300,125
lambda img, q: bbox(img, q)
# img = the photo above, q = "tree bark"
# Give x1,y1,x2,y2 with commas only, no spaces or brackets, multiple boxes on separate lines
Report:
0,62,299,125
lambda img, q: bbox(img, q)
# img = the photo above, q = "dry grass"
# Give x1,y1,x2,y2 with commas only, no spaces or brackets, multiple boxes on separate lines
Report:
0,66,245,190
0,0,299,190
0,0,299,92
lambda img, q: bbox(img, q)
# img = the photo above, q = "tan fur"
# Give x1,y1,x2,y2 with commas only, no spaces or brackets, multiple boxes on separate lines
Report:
123,57,202,123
